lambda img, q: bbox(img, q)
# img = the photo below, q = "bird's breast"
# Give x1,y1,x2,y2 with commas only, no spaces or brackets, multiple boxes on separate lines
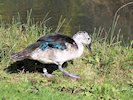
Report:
29,43,83,64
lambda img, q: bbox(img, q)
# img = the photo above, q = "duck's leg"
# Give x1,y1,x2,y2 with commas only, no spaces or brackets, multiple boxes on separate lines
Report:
58,65,80,79
43,68,54,78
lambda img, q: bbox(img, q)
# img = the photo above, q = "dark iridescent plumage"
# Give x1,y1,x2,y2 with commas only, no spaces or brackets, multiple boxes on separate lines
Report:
37,33,78,50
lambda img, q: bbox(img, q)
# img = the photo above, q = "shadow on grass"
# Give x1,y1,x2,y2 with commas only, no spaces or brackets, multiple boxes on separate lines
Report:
5,59,68,74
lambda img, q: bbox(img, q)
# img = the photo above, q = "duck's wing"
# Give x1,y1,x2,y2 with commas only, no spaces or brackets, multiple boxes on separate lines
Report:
37,33,78,51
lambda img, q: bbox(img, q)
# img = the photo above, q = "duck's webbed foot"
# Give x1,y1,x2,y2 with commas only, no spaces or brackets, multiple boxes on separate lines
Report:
58,65,80,79
43,68,54,78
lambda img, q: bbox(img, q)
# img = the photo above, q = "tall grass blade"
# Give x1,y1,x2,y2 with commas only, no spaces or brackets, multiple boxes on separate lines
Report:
55,16,66,33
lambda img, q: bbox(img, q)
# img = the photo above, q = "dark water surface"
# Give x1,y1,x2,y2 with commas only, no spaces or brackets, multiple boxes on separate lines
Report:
0,0,133,40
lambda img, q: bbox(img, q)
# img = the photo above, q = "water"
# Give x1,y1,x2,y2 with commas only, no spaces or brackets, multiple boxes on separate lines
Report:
0,0,133,40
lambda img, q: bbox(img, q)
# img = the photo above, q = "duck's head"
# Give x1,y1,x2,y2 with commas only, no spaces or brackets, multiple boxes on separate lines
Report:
73,31,92,52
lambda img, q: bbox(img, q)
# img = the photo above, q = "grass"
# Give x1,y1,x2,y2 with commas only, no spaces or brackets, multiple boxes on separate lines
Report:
0,15,133,99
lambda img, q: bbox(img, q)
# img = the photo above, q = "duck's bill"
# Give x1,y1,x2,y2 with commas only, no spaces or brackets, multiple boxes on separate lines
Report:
86,43,92,52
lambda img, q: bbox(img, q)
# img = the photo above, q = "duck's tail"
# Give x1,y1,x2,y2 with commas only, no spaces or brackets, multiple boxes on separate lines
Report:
11,51,30,61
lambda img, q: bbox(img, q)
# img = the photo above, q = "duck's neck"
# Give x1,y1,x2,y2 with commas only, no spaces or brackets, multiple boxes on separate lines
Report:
73,39,84,57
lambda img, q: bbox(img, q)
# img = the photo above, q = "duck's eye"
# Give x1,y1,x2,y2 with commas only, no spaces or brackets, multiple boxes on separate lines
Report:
88,38,90,40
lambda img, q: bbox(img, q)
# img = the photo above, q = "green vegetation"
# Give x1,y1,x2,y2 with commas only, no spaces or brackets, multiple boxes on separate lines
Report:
0,16,133,100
